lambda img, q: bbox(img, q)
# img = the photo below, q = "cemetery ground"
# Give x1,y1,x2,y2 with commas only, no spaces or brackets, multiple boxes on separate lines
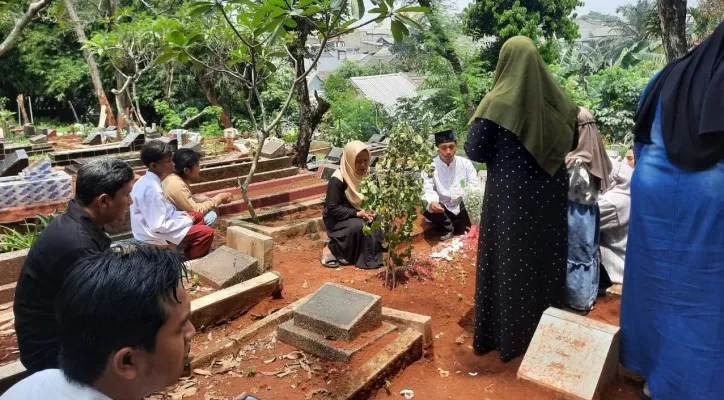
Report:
163,228,640,400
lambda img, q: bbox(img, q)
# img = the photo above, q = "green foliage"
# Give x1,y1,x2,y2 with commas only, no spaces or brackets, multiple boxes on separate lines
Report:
321,97,390,146
154,100,183,129
360,122,435,289
0,215,56,253
282,128,299,144
464,0,583,65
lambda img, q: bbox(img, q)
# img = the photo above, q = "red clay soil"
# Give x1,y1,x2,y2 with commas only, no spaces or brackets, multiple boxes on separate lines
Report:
50,134,85,151
259,205,324,227
230,177,324,202
171,229,640,400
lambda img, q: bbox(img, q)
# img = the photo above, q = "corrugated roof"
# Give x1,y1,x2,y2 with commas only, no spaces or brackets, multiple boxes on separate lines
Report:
350,73,418,110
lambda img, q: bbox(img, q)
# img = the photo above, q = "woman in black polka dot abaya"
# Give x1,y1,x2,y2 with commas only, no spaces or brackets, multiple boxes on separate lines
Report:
464,36,579,362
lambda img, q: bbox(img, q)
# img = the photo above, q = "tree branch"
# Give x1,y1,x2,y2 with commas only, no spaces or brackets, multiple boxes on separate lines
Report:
0,0,53,57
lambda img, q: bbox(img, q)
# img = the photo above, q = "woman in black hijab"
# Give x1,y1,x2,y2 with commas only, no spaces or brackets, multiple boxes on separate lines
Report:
620,22,724,400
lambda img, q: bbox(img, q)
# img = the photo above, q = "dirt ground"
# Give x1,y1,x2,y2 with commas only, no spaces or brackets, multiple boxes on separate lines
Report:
171,227,640,400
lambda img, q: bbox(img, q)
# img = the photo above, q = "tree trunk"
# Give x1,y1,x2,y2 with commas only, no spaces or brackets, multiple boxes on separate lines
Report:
63,0,116,127
194,66,233,129
0,0,52,57
290,19,331,168
658,0,689,61
16,95,29,125
418,0,475,115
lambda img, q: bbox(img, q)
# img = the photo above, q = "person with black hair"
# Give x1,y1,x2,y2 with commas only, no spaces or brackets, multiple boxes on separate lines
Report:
130,140,214,260
163,148,232,227
14,159,135,373
422,129,479,240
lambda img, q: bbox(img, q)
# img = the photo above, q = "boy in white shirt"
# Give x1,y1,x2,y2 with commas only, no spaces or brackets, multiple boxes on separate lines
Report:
422,130,480,240
130,140,214,260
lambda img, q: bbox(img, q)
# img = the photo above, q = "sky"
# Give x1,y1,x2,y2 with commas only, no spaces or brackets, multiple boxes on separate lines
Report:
453,0,700,15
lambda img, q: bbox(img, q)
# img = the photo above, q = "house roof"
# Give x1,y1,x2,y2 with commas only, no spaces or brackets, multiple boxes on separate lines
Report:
358,47,395,66
350,73,419,110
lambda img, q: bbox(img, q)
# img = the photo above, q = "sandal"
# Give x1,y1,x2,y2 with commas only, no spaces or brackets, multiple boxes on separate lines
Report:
320,253,339,268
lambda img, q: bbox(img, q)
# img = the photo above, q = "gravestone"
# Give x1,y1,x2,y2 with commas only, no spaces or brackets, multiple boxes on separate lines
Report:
261,138,286,158
369,156,379,167
326,147,343,164
190,245,259,289
0,150,29,177
224,128,239,139
233,140,249,156
368,134,386,144
38,128,48,136
29,135,47,145
83,131,102,145
119,130,145,149
316,164,339,180
278,283,389,361
157,136,178,150
518,307,620,400
227,226,273,272
23,125,35,137
180,140,202,154
105,125,117,132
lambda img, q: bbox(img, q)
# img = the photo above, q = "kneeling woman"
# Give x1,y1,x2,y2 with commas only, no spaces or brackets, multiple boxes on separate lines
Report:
320,141,383,269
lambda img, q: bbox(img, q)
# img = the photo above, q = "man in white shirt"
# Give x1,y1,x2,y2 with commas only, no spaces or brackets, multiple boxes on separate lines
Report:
131,140,214,260
422,130,480,240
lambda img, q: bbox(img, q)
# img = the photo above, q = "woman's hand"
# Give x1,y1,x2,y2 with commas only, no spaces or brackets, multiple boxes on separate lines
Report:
356,210,374,222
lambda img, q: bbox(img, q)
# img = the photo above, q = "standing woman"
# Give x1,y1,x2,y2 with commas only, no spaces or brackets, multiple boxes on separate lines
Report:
620,23,724,400
565,108,612,313
320,141,384,269
465,36,579,362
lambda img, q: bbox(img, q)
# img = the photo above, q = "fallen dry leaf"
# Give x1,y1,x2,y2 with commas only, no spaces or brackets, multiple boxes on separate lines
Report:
193,368,213,376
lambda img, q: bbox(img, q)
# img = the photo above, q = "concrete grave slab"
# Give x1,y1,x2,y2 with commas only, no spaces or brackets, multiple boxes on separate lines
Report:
119,130,145,149
293,283,382,341
277,319,397,362
233,140,249,156
190,245,259,289
261,138,286,158
227,226,273,272
518,307,620,400
29,135,47,144
23,125,35,136
157,135,178,150
368,134,386,144
83,131,102,145
326,147,343,164
316,163,339,180
180,140,202,153
0,150,29,177
0,249,28,286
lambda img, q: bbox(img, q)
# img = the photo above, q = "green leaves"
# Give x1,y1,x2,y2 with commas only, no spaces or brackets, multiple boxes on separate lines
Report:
351,0,365,20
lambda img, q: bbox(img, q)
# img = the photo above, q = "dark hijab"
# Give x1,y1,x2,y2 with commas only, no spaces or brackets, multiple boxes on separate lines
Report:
633,22,724,171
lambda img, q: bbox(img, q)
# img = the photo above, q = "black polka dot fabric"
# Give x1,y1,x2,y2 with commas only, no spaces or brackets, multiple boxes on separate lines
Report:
465,118,568,362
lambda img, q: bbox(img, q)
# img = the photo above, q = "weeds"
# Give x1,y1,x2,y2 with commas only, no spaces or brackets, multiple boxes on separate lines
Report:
0,214,55,253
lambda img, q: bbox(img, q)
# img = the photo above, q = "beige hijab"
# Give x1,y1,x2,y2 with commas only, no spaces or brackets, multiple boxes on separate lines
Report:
331,140,370,210
567,107,613,192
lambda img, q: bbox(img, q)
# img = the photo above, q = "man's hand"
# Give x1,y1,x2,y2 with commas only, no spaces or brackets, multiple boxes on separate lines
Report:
216,192,233,204
429,202,445,214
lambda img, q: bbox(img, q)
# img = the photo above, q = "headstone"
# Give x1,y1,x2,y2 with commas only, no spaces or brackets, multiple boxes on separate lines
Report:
518,307,620,400
38,128,48,136
119,130,145,148
326,147,343,164
224,128,239,139
0,150,29,177
83,131,102,146
368,134,386,144
316,163,339,180
190,245,259,289
294,283,382,341
180,141,202,154
233,140,249,156
227,226,273,272
98,106,108,128
369,155,379,167
23,125,35,137
310,140,332,151
29,135,47,145
306,154,316,164
157,136,178,150
261,138,286,158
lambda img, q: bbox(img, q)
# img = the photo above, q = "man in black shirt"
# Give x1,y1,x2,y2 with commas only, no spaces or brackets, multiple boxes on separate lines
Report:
14,158,135,373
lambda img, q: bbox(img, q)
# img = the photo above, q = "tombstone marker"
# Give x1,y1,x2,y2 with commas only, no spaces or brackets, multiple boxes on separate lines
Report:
190,245,260,289
367,134,386,144
83,131,102,146
316,164,339,180
326,147,343,164
29,135,47,145
261,138,286,158
23,125,35,137
518,307,620,400
0,150,29,177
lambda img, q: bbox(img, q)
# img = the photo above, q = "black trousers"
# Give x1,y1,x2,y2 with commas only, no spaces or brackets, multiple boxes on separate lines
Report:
423,201,472,235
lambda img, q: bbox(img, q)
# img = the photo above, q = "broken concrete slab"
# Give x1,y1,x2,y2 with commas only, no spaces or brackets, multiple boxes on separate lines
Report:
29,135,47,145
261,138,286,158
190,245,259,289
0,150,29,177
277,319,396,362
180,140,202,153
367,134,386,144
293,283,382,341
0,281,16,304
23,125,35,137
336,329,423,400
0,249,28,286
157,135,178,150
226,226,273,273
190,271,282,328
518,307,620,400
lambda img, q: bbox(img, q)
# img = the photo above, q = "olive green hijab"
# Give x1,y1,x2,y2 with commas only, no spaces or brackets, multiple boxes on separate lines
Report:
471,36,579,176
